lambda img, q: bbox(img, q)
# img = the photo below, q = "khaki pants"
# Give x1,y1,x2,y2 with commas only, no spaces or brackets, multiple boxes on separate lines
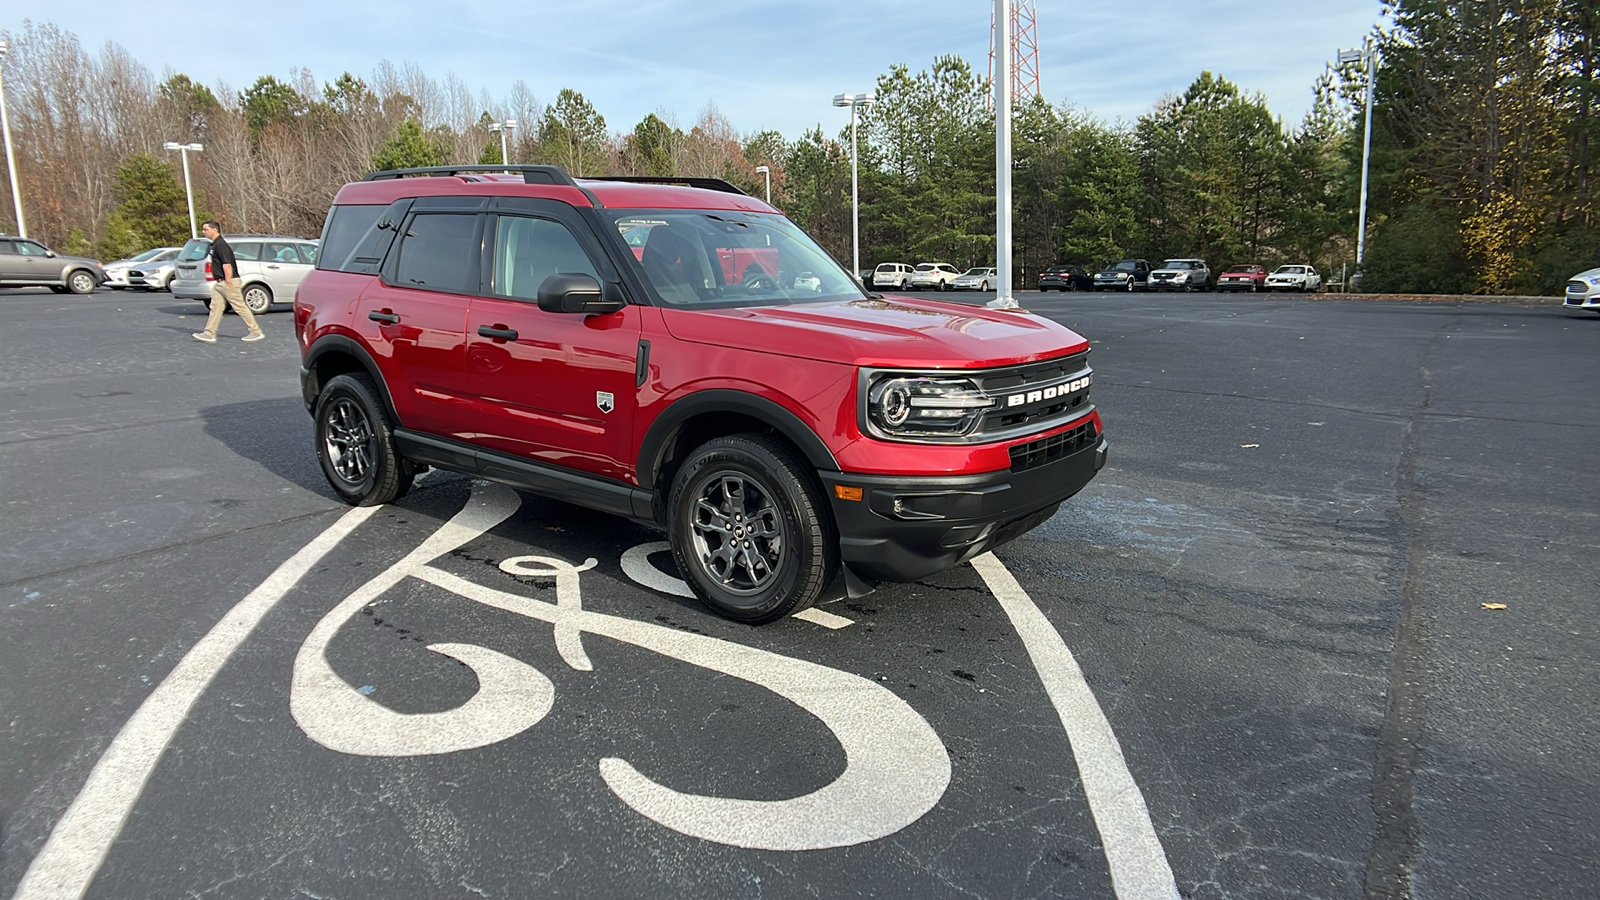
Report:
203,281,262,336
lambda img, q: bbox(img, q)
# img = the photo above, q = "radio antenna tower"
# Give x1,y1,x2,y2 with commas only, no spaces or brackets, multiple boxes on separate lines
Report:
988,0,1040,107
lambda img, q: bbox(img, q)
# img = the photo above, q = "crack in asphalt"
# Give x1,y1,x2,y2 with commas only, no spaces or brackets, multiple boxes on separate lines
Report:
1362,321,1442,900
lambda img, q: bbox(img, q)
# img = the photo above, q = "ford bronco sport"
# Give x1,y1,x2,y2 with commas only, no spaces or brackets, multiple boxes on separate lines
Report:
296,166,1107,624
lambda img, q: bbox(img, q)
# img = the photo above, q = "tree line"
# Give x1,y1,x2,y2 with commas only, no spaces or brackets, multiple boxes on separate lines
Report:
1,2,1594,294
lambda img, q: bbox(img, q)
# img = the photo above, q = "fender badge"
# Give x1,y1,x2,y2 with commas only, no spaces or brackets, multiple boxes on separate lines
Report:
596,391,615,413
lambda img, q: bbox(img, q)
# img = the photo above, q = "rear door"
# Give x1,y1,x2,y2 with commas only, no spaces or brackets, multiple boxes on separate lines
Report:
462,200,642,482
231,241,263,284
0,240,23,282
261,241,315,300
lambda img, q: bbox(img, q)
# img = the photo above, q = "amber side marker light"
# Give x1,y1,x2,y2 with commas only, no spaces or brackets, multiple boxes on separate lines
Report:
834,485,864,501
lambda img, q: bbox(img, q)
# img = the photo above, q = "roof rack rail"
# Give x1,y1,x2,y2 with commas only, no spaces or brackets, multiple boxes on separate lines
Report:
362,165,581,187
593,175,749,197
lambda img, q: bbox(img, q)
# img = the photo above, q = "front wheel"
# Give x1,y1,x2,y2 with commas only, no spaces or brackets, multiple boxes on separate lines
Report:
980,281,989,291
314,373,415,506
668,434,837,624
243,283,273,314
67,270,98,295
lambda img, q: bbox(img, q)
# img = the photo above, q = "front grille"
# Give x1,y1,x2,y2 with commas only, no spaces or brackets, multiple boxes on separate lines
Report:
1009,419,1100,472
972,353,1091,437
1569,281,1588,294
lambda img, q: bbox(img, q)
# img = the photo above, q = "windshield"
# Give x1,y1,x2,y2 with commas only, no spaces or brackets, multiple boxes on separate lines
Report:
178,239,211,261
1226,265,1253,273
1160,260,1192,269
1275,266,1305,274
129,248,164,262
962,268,990,276
1109,260,1139,272
609,210,865,309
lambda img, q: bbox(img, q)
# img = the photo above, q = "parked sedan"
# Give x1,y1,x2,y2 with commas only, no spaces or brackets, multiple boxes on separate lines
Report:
104,247,180,290
128,249,184,291
907,262,962,291
1216,264,1268,292
1038,264,1092,292
953,267,998,290
1564,267,1600,314
1265,264,1323,292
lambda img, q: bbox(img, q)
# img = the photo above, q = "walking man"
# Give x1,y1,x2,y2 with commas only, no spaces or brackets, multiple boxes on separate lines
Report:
193,220,264,343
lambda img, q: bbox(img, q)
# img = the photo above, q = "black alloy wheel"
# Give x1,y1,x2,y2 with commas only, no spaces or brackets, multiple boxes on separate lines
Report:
313,373,415,506
668,434,837,624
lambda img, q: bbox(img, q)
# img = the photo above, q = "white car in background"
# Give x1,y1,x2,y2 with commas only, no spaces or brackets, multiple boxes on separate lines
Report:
1564,267,1600,314
103,247,180,290
1265,264,1323,292
872,262,913,290
907,262,961,291
952,267,997,291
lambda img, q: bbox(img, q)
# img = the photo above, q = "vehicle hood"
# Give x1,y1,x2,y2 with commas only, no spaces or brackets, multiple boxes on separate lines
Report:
1150,267,1196,276
1096,269,1132,277
1569,267,1600,282
1268,271,1308,279
659,296,1089,368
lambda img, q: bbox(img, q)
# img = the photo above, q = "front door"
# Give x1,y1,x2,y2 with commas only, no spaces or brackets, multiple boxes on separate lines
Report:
463,207,642,483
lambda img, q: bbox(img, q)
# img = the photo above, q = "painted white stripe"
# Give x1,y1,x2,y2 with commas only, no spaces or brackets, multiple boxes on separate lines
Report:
970,552,1180,900
13,504,380,900
793,608,854,629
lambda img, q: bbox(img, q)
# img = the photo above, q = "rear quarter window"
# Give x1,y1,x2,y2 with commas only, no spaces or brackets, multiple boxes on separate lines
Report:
318,204,387,273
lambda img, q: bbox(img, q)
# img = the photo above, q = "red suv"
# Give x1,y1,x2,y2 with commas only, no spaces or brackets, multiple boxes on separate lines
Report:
296,166,1107,624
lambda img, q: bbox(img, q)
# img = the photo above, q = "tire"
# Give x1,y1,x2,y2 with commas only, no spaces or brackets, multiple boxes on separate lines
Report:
1125,279,1135,292
243,283,273,314
163,274,175,291
313,373,415,507
667,434,837,625
980,281,989,291
67,269,97,295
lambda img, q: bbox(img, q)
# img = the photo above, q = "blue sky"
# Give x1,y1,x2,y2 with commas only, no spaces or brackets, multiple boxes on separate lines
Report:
24,0,1385,137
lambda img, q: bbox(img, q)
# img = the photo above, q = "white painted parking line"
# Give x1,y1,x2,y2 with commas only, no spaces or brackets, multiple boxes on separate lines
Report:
793,608,854,629
13,504,380,900
971,552,1180,900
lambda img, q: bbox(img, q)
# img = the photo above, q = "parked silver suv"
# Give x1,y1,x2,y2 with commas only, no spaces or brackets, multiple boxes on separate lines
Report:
1147,258,1211,292
0,235,107,294
171,234,319,314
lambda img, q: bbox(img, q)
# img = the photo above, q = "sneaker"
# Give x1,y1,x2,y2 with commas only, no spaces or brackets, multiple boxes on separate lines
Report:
192,332,217,343
241,331,265,342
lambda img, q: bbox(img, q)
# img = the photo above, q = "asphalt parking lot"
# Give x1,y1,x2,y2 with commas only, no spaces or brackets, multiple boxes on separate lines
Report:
1,286,1596,899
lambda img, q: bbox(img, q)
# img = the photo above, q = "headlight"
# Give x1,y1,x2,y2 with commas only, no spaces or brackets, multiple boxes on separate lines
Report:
865,374,994,440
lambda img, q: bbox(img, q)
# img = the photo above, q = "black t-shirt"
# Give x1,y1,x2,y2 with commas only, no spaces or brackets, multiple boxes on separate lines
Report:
210,236,238,281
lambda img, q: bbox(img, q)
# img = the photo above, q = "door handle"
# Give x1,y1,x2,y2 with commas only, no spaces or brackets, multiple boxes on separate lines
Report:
478,324,519,341
368,310,400,324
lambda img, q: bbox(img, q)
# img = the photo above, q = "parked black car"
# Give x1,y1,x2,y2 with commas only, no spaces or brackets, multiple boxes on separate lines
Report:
1038,264,1093,292
1093,259,1153,292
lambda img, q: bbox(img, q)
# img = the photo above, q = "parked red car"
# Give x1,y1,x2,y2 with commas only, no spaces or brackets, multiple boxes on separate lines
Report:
1216,264,1268,292
295,165,1107,624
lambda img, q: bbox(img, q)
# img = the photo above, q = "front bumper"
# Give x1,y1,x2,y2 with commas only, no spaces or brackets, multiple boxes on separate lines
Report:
820,426,1108,584
1147,279,1190,291
1565,287,1600,309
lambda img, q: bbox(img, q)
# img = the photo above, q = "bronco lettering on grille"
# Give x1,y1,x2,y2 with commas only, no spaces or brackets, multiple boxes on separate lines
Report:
1005,376,1090,408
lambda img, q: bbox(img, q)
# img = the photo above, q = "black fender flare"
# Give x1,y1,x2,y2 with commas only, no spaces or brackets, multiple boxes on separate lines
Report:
301,335,402,425
636,389,840,490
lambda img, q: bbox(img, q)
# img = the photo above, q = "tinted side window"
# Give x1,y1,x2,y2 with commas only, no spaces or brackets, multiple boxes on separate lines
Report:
262,242,303,263
0,241,16,255
234,243,262,261
17,241,49,256
179,239,210,261
492,215,599,302
297,243,318,264
393,213,480,294
318,204,385,272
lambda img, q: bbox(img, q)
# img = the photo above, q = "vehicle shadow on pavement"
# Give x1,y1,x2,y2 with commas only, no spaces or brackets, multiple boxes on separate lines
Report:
199,397,334,498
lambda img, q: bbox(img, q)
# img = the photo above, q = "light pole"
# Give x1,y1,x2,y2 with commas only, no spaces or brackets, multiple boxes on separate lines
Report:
755,164,771,203
988,0,1016,308
833,91,874,278
0,39,27,238
1339,38,1378,272
489,118,517,169
162,141,203,239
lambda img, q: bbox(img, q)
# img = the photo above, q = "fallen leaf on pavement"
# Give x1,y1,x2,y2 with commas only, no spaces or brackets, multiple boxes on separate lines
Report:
1481,603,1508,610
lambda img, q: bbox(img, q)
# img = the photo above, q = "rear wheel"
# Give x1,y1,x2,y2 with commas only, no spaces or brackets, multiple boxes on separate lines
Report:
67,270,97,295
668,434,837,625
314,373,415,506
243,283,273,314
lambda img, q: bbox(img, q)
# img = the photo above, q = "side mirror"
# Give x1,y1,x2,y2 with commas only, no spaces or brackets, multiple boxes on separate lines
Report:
45,250,57,258
536,272,625,315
